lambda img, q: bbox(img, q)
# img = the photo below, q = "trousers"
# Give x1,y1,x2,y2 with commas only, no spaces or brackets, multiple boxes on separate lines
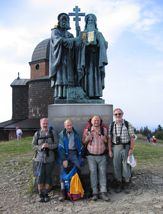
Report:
87,154,107,194
59,150,80,183
112,144,131,179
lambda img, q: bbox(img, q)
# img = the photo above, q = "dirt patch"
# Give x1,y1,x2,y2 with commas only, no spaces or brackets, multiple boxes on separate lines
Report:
0,154,163,214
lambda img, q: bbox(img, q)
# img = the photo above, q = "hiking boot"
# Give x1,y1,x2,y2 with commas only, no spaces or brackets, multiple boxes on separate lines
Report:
38,193,44,202
115,181,122,193
44,193,50,202
99,192,110,201
91,194,98,201
125,182,130,194
59,189,65,201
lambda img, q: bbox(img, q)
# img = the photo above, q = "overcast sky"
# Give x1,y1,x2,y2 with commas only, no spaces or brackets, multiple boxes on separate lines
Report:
0,0,163,131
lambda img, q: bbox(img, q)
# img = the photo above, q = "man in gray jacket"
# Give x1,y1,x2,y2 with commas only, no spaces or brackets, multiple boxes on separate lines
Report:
32,118,58,202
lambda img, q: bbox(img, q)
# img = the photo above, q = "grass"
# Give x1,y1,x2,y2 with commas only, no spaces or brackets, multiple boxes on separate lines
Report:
134,141,163,159
0,137,34,161
133,140,163,170
1,137,163,162
1,137,163,180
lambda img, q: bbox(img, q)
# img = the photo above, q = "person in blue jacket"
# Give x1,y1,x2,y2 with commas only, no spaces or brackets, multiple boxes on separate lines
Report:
58,119,84,201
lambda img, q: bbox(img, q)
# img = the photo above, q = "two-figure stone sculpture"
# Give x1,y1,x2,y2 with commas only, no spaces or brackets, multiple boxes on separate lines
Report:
49,6,108,103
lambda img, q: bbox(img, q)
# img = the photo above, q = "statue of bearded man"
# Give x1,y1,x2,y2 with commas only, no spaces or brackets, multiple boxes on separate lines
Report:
49,13,77,99
77,13,108,99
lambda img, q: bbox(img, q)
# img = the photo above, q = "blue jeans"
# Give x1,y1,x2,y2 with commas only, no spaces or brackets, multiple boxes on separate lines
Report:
59,150,80,183
87,155,107,195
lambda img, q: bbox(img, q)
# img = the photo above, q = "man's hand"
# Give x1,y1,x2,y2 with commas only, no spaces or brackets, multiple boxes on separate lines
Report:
41,143,49,149
101,135,107,143
63,160,68,168
128,148,133,156
83,134,92,144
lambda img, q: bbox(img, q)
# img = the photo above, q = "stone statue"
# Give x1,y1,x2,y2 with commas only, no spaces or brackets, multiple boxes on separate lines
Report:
49,13,78,99
49,9,108,103
77,13,108,99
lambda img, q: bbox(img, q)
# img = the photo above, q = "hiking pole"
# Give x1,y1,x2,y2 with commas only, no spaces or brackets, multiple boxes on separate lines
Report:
29,148,45,203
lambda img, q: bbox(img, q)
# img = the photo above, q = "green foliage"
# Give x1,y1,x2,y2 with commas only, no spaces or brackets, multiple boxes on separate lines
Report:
155,131,163,140
136,124,163,140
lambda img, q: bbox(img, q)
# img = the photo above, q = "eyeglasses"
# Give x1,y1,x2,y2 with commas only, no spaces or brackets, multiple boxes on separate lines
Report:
114,113,122,116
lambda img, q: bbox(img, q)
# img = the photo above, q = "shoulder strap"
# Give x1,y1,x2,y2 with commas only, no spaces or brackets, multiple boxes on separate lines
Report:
111,121,115,136
36,129,54,143
49,129,54,142
124,120,130,140
36,130,40,144
124,120,128,129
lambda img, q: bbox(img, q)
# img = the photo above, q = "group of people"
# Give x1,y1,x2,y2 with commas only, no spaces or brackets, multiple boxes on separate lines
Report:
32,108,135,203
147,134,157,145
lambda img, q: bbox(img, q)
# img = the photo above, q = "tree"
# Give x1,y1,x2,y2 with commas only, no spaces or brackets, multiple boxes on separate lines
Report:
142,126,151,136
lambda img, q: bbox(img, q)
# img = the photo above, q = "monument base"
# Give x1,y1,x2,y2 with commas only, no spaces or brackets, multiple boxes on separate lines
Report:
48,103,113,134
54,98,104,104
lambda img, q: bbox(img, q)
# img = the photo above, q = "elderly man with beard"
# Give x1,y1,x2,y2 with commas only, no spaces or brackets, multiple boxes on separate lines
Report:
108,108,135,194
32,118,58,202
82,115,110,201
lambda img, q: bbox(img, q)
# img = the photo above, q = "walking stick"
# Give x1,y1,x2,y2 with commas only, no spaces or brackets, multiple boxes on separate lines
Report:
29,149,45,203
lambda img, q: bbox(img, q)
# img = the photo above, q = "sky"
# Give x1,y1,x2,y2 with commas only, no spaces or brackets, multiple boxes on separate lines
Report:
0,0,163,131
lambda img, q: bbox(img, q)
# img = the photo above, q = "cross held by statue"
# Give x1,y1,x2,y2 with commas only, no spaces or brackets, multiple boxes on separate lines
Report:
68,6,85,37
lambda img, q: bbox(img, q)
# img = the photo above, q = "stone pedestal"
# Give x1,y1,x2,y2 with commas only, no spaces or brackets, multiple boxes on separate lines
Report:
48,104,113,135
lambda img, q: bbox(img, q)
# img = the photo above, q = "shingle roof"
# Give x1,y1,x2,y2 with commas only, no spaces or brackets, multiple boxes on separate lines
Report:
10,79,29,86
31,38,50,62
0,118,40,130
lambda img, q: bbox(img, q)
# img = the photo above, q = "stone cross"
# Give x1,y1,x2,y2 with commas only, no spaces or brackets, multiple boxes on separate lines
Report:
68,6,85,36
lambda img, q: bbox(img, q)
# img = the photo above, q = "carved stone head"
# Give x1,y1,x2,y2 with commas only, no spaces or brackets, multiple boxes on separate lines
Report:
85,13,98,30
57,13,70,29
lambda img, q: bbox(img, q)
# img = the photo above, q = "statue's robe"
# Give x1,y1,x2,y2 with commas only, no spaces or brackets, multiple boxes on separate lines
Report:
49,28,75,98
77,30,108,98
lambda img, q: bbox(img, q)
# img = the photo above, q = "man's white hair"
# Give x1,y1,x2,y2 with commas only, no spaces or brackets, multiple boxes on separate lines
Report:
113,108,124,115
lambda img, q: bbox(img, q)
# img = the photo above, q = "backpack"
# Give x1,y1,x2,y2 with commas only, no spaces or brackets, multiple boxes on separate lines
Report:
34,128,57,158
83,118,108,156
83,118,108,135
36,128,54,143
62,165,84,201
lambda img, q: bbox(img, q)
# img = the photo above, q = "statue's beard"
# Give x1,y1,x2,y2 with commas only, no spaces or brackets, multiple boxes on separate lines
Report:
87,24,95,31
60,22,68,29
